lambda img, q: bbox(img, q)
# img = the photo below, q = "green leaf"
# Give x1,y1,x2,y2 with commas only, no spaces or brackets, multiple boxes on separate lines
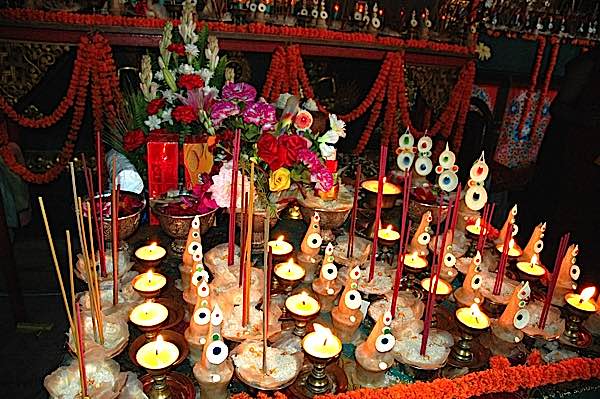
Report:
211,55,227,90
197,25,209,67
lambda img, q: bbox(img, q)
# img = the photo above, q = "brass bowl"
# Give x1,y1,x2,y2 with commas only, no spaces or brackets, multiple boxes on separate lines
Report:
151,200,218,254
297,201,352,231
87,192,146,242
408,198,449,225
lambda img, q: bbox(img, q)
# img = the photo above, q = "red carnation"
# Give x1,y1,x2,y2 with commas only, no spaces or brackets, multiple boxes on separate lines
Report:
178,74,204,91
279,134,309,167
257,133,284,171
147,98,165,115
172,105,197,124
167,43,185,56
123,129,146,152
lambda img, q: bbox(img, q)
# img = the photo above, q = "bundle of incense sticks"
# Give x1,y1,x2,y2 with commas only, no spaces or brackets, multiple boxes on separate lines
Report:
476,203,495,253
390,170,412,317
95,133,107,277
347,164,362,258
239,169,247,287
228,130,241,266
81,154,106,278
420,198,452,355
262,214,272,375
242,162,255,327
111,158,119,306
539,233,571,329
39,201,88,397
369,144,388,281
69,164,104,344
493,223,514,296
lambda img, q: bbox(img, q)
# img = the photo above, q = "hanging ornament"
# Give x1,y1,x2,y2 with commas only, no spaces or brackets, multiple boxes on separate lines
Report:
465,152,489,211
414,134,433,176
396,129,416,171
435,143,459,192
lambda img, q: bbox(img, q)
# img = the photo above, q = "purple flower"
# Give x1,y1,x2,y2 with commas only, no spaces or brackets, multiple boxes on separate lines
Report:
242,101,277,130
222,82,257,103
211,101,240,126
297,148,334,191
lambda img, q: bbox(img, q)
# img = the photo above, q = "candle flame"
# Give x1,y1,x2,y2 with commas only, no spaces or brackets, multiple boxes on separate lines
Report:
475,217,481,227
530,254,538,266
147,269,154,282
155,334,164,355
287,258,295,266
382,177,387,184
276,235,284,242
334,3,339,12
509,238,515,249
411,251,418,259
149,242,157,249
469,303,481,316
313,323,333,336
385,225,393,232
580,287,596,302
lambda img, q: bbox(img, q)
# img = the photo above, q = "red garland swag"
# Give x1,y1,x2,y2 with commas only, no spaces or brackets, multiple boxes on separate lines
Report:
0,33,121,183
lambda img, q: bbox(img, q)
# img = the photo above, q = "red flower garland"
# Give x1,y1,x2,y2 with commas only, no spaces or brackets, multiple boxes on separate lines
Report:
0,33,121,183
517,36,547,138
231,354,600,399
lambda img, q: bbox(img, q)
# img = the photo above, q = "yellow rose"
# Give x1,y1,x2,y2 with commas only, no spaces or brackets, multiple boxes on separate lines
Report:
269,168,291,192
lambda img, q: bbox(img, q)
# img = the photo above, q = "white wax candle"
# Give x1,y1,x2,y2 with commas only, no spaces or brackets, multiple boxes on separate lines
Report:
285,292,320,317
136,335,179,370
302,324,342,359
133,270,167,292
135,243,167,261
129,302,168,327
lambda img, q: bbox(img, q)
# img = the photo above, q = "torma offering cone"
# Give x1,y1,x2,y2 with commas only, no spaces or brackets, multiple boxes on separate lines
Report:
185,278,213,362
553,244,580,305
331,265,363,342
496,204,517,245
494,282,531,343
312,243,342,311
182,215,204,292
300,212,322,259
519,222,546,262
454,251,484,307
193,304,233,399
356,311,395,372
409,211,432,256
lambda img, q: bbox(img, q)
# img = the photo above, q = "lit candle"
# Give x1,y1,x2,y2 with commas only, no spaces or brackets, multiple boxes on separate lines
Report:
403,251,428,269
274,259,306,282
516,254,545,277
496,238,522,257
285,291,321,317
132,270,167,293
129,301,169,327
135,242,167,261
302,323,342,359
135,335,179,370
268,236,293,256
421,276,452,295
333,3,340,19
361,178,401,195
378,225,400,241
565,287,597,313
465,217,483,235
456,303,490,330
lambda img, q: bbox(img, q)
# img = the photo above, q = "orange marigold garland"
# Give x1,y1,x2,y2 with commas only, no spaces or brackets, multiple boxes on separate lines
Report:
230,356,600,399
0,33,121,184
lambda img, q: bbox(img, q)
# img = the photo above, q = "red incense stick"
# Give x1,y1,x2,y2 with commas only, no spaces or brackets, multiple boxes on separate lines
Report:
390,220,412,317
539,233,570,329
369,145,388,281
228,130,241,266
347,164,362,258
493,223,513,295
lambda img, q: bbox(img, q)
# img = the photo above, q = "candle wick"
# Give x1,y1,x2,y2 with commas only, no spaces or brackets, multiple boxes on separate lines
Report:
579,298,584,304
302,301,306,306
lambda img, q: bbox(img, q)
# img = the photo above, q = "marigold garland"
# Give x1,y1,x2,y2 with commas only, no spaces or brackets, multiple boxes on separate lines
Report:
231,354,600,399
0,33,121,183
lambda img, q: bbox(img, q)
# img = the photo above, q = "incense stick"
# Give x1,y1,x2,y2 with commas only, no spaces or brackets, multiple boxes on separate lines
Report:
38,197,75,333
539,233,570,329
347,164,362,258
228,130,241,266
262,212,270,375
369,145,388,281
111,157,119,306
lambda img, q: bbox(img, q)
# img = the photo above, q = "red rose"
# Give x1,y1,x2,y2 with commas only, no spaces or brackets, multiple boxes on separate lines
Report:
279,134,309,167
257,133,284,171
172,105,197,124
178,74,204,91
167,43,185,56
147,98,165,115
123,129,146,152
